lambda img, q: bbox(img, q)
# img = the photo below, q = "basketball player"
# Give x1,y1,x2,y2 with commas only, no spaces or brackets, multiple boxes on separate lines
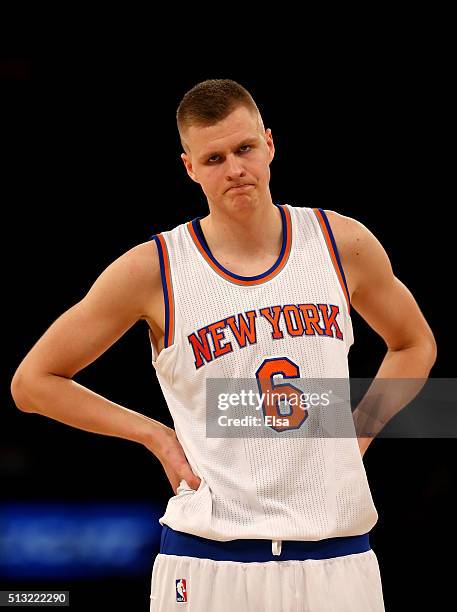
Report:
11,79,436,611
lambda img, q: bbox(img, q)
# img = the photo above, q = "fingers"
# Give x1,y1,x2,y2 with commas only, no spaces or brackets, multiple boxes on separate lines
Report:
165,465,201,494
160,451,202,492
178,465,201,491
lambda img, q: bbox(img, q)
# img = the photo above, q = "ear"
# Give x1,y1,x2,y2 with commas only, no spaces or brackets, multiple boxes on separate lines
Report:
181,153,200,183
265,128,275,163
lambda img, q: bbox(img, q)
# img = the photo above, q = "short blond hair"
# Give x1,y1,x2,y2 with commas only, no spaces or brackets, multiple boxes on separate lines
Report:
177,79,263,151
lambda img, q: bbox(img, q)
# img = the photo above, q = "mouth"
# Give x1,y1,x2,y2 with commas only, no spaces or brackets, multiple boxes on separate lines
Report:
227,184,255,193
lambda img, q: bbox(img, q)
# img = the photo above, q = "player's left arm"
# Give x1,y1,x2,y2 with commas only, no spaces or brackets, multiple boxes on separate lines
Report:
325,210,437,449
326,210,437,364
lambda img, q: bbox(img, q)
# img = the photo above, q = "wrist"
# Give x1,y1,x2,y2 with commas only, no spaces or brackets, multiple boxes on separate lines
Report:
142,419,175,456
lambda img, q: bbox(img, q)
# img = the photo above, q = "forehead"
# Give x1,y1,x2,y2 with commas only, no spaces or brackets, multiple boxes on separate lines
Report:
186,106,262,158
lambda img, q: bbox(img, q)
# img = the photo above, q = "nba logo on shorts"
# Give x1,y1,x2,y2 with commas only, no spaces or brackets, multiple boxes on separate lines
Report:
176,578,187,602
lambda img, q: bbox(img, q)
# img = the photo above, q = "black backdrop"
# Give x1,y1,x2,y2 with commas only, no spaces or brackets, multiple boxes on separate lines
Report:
2,47,454,611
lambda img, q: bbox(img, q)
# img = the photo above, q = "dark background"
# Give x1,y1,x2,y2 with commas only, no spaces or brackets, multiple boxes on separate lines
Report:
1,35,454,611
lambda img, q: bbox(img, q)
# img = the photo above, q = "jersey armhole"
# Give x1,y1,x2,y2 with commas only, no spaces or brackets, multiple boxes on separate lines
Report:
312,208,351,314
150,233,175,348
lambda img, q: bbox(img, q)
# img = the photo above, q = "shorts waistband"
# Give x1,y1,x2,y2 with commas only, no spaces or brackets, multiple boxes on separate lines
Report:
159,524,371,562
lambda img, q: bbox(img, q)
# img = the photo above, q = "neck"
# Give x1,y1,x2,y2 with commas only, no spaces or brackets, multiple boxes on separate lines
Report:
200,200,283,260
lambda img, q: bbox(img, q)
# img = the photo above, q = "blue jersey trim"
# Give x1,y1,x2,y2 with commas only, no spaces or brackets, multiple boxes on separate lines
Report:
192,203,288,282
151,235,170,349
317,208,351,304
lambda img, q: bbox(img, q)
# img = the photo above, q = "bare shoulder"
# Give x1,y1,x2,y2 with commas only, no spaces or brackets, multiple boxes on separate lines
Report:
323,211,436,355
322,209,368,257
110,240,162,320
122,241,165,340
92,239,160,288
11,240,163,384
119,240,161,284
322,209,389,299
64,239,162,329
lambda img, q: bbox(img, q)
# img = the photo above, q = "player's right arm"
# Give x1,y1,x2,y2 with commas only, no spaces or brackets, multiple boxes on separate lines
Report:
10,241,200,493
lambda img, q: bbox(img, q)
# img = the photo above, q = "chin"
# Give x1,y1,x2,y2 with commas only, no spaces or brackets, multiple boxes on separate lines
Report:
230,199,259,215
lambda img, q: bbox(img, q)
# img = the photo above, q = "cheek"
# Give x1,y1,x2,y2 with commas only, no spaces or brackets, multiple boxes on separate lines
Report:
207,169,225,188
255,162,271,183
198,171,220,195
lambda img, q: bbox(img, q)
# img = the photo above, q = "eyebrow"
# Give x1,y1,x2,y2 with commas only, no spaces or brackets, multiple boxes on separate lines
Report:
198,137,258,162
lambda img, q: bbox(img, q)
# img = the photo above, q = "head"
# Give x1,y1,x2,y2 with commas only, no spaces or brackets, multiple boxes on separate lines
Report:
177,79,275,213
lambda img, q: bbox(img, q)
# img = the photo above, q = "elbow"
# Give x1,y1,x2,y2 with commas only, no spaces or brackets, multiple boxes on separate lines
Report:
428,336,438,368
388,332,437,372
414,335,438,372
10,370,36,412
423,326,438,368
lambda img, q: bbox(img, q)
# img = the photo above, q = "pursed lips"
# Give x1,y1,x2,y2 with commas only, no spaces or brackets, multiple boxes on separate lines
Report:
226,184,254,192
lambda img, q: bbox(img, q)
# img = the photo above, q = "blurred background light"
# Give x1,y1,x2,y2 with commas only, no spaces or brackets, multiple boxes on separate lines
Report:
0,503,162,579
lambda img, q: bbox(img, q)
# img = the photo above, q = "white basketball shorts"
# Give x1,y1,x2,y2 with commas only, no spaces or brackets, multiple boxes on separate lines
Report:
149,525,385,611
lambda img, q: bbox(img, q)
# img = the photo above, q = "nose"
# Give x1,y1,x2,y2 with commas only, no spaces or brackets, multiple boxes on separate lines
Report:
225,153,246,180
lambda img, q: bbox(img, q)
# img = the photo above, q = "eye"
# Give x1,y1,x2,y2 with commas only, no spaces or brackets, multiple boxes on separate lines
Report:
207,155,220,163
239,145,252,152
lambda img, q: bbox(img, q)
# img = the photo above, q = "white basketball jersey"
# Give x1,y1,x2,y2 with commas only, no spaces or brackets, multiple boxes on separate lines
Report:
149,204,378,542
